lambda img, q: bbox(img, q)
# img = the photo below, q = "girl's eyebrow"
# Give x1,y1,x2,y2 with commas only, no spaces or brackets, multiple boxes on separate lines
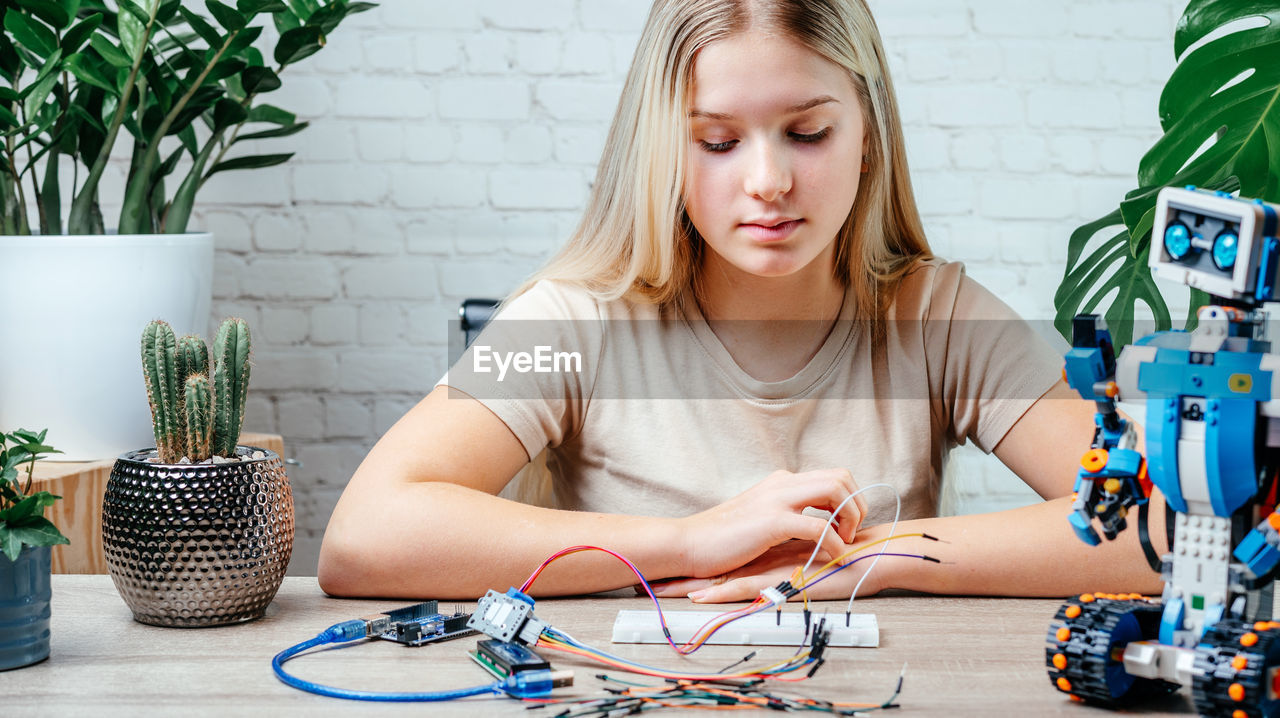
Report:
689,95,839,120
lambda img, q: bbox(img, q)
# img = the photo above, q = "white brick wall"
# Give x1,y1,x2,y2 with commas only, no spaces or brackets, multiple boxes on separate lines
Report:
191,0,1189,575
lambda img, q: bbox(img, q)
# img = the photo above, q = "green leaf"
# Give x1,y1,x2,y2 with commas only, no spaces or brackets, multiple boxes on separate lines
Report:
60,13,103,55
22,60,59,115
178,6,222,48
177,123,197,155
284,0,318,20
17,0,71,30
212,96,246,130
308,2,377,35
247,102,294,125
0,530,21,562
5,12,59,58
241,65,279,94
272,8,300,33
236,0,287,14
233,119,306,143
8,519,70,548
1,494,43,521
156,0,181,23
117,0,150,61
64,52,116,92
89,34,131,68
207,56,246,81
205,0,246,31
156,142,184,177
273,24,322,66
206,151,291,176
306,4,347,34
0,35,23,83
1056,0,1280,349
226,24,261,54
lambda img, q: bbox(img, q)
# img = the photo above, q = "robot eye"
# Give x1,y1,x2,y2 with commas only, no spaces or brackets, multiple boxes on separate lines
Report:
1164,222,1192,260
1212,231,1238,270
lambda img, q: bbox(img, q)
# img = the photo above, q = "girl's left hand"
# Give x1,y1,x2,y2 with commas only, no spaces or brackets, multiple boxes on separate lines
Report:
645,540,884,603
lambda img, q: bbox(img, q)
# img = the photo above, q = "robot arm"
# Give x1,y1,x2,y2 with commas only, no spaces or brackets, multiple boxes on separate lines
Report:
1068,443,1151,545
1063,315,1154,546
1235,512,1280,580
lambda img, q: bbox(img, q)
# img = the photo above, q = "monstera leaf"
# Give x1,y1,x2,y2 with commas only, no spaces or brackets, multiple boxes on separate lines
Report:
1055,0,1280,348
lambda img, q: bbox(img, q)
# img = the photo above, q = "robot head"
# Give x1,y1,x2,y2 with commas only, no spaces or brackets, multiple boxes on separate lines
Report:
1149,186,1280,305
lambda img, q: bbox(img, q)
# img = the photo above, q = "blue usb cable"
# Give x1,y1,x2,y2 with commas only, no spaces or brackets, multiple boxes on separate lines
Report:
272,619,565,702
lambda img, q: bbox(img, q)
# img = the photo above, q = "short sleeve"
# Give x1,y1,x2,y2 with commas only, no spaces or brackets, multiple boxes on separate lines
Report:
438,280,605,459
920,262,1063,453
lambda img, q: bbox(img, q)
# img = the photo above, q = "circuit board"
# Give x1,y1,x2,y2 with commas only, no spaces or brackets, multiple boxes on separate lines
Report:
373,600,477,646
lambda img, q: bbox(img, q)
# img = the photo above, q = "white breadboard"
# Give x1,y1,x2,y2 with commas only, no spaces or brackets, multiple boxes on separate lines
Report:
611,610,878,647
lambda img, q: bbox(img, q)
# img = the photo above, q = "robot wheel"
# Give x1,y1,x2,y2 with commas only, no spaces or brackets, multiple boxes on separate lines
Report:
1193,619,1280,718
1047,595,1177,706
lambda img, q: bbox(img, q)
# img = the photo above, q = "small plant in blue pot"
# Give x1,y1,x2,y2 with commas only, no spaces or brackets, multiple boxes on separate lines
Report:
0,429,64,670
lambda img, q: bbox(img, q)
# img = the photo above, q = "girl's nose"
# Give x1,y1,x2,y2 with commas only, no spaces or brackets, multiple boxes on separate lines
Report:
743,143,791,202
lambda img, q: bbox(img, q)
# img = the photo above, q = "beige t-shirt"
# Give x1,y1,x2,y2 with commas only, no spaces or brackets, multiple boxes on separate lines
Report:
441,259,1062,525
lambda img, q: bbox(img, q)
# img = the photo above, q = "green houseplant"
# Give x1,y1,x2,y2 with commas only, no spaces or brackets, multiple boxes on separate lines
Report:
0,0,374,234
0,428,64,670
1055,0,1280,348
0,0,375,461
104,317,293,627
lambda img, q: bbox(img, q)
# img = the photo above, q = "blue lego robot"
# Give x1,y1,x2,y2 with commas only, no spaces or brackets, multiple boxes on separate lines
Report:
1048,186,1280,717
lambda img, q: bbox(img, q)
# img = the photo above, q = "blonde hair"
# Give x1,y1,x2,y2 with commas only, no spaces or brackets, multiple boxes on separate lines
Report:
511,0,931,322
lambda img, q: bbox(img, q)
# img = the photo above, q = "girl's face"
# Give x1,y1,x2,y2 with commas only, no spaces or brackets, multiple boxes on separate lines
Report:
684,30,866,283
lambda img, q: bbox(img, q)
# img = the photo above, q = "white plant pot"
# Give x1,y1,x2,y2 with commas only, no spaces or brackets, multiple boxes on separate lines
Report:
0,233,213,461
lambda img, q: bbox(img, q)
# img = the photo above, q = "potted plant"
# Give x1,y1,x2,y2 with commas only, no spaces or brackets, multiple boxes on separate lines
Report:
0,428,65,670
1055,0,1278,348
0,0,374,460
103,317,293,627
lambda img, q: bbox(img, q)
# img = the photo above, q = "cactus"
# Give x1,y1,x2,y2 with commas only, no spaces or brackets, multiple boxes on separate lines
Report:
176,335,209,386
140,317,252,463
184,374,213,462
141,320,182,463
212,318,251,457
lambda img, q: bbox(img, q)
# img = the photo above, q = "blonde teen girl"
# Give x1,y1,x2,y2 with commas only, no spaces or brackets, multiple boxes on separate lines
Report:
319,0,1165,601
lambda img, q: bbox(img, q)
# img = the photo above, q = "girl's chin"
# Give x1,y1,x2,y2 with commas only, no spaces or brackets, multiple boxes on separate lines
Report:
726,247,830,278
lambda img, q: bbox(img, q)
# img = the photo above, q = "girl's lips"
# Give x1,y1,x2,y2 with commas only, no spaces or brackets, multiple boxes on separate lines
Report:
739,219,803,242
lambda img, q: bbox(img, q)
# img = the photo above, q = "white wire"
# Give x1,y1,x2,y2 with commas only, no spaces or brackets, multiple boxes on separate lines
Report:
795,481,902,610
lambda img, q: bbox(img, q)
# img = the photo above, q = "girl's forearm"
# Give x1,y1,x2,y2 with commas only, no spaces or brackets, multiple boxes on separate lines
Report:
319,481,688,599
864,495,1166,597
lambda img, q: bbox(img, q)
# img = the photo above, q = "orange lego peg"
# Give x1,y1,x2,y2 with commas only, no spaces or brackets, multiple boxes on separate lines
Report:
1081,449,1108,473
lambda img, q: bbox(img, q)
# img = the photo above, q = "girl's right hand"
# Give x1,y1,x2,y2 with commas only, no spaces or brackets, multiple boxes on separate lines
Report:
675,468,866,580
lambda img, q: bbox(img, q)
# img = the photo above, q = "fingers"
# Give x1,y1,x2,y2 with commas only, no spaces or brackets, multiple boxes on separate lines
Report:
785,514,850,568
689,575,774,603
825,468,866,542
779,469,865,543
649,577,717,598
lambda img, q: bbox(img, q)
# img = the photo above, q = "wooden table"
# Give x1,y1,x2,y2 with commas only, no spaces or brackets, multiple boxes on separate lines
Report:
8,576,1195,716
29,432,285,574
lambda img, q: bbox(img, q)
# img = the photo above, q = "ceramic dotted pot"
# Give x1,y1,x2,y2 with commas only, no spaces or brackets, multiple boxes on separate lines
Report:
103,447,293,627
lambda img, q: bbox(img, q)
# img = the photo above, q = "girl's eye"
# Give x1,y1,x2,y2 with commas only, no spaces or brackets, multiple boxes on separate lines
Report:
698,139,737,153
790,128,831,144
